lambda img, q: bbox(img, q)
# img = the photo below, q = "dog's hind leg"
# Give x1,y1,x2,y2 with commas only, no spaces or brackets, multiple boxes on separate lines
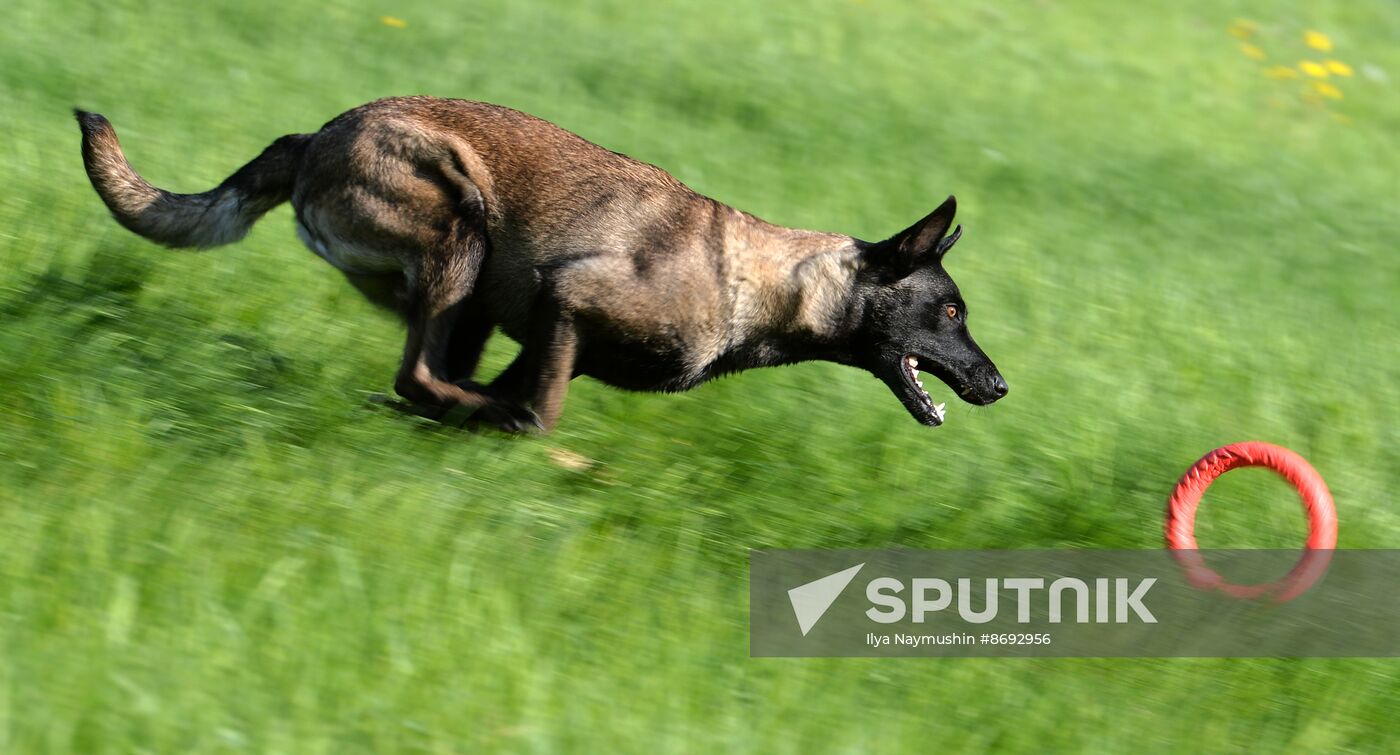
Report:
444,305,494,385
394,240,539,433
342,269,493,384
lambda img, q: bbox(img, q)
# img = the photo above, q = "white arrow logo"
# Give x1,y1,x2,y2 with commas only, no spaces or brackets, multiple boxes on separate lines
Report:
787,563,865,636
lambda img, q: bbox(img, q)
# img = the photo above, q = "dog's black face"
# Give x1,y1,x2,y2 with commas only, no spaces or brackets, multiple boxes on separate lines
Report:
852,196,1008,426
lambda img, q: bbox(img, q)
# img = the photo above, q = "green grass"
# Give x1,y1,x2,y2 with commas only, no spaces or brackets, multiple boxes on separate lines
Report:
3,0,1399,751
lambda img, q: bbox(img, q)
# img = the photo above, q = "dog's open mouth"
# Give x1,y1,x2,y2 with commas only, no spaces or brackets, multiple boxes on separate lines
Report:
897,354,946,427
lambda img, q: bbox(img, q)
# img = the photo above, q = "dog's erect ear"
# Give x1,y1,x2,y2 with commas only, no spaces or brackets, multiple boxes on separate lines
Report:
866,195,962,279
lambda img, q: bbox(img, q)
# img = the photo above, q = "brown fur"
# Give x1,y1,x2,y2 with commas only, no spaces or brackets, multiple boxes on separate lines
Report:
76,97,1002,433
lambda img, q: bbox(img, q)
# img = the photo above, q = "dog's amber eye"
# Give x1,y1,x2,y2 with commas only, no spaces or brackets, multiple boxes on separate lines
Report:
945,304,959,320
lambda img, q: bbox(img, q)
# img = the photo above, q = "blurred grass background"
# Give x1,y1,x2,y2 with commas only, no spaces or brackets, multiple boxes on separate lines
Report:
2,0,1399,751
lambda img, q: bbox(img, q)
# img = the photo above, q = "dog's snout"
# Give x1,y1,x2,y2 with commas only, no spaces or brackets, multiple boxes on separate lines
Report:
991,374,1009,399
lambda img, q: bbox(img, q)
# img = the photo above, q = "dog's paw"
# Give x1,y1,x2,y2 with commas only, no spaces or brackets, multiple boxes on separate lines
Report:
468,401,544,434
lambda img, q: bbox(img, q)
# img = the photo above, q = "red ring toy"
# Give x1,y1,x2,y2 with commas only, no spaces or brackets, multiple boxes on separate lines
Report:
1165,441,1337,602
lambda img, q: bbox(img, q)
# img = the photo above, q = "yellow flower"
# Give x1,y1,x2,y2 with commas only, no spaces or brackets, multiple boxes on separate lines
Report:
1265,66,1298,79
1228,19,1257,39
1313,81,1343,99
1325,60,1353,76
1299,60,1329,78
1304,30,1333,52
1239,43,1266,60
380,15,407,28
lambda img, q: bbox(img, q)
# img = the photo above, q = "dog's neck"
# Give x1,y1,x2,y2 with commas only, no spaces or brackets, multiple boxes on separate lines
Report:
715,207,863,370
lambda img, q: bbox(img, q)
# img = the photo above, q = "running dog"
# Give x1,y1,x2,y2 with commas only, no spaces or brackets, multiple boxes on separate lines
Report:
76,97,1007,432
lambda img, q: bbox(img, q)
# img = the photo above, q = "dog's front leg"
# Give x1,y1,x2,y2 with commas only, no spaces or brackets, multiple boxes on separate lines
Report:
483,293,578,433
530,311,578,432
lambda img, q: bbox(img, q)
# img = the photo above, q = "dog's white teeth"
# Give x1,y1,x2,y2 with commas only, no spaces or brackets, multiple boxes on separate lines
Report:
934,402,946,422
906,356,918,369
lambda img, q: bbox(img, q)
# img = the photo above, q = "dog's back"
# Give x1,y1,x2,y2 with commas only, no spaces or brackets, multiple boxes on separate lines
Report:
292,98,740,340
299,98,703,250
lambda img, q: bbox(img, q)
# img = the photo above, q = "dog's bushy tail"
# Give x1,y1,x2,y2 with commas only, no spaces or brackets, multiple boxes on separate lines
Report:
74,109,312,249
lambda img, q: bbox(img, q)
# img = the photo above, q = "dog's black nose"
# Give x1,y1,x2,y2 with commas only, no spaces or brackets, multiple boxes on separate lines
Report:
991,374,1009,398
